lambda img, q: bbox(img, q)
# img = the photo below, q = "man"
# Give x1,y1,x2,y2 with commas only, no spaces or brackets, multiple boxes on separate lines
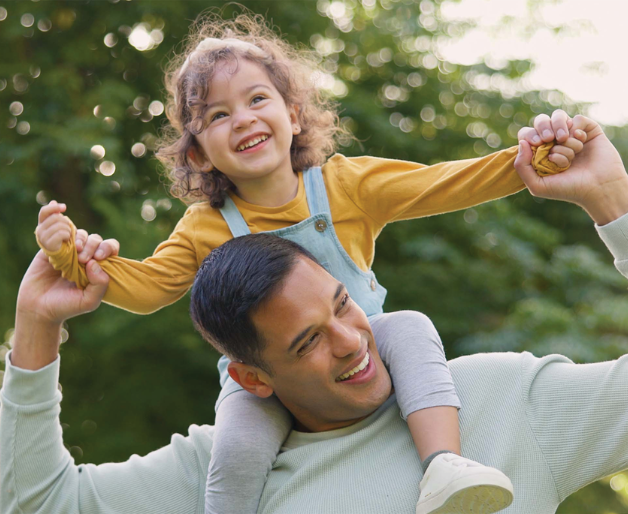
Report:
2,114,628,513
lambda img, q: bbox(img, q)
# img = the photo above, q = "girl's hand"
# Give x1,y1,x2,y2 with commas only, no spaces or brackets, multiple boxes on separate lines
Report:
36,200,72,253
37,200,120,262
517,109,587,169
75,229,120,264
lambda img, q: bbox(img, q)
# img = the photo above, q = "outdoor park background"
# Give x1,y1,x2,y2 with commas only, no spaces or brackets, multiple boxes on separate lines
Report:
2,0,628,511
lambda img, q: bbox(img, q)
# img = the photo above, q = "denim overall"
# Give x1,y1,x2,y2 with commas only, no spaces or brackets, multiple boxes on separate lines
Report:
216,166,387,406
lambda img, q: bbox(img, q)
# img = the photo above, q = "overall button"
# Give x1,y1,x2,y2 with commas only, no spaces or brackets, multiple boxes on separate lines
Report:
370,279,376,291
315,219,328,232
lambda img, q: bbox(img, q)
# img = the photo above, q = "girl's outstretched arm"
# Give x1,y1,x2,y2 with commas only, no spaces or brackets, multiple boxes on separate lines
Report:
35,201,199,314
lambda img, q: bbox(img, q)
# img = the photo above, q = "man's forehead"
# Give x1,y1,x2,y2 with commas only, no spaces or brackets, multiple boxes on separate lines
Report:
253,258,338,342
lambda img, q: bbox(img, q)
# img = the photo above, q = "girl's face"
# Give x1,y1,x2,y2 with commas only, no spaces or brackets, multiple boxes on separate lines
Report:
192,58,299,188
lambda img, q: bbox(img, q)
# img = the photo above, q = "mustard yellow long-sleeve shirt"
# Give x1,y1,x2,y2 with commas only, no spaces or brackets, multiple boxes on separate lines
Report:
39,149,524,314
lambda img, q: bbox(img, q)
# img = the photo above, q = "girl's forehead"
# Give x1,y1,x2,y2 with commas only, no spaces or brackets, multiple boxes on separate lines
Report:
208,59,275,95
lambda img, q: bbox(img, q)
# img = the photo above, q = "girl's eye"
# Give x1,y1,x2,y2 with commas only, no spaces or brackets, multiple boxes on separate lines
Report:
298,334,319,356
251,95,266,105
210,112,227,122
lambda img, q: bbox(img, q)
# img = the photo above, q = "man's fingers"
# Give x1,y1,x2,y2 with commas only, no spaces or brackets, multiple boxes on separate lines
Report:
78,233,104,264
517,126,543,146
38,200,66,224
75,229,88,252
82,260,109,311
533,114,554,143
550,109,571,143
570,114,604,141
94,238,120,260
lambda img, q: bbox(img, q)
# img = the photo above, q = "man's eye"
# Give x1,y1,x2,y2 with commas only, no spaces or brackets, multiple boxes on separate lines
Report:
298,334,318,356
341,294,350,309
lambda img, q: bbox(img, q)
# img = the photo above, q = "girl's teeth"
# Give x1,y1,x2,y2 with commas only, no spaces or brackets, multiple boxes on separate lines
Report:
238,135,268,151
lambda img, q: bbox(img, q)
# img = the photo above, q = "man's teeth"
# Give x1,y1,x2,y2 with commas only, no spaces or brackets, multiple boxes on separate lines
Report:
337,352,370,382
237,135,268,151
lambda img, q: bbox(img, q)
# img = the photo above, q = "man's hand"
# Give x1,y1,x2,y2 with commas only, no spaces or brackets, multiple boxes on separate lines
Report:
11,252,109,370
515,115,628,225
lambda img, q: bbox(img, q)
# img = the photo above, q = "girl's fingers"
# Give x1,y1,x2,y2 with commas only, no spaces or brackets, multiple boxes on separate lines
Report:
37,217,72,251
78,233,103,264
517,126,543,146
41,222,72,252
533,114,554,143
38,200,66,224
94,238,120,260
548,152,569,169
75,229,88,252
550,109,571,143
549,144,576,164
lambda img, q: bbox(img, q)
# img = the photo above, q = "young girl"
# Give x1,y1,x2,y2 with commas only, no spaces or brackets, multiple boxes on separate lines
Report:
36,12,583,514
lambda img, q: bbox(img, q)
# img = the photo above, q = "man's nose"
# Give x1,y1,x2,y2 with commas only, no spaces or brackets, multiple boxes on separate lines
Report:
330,321,362,358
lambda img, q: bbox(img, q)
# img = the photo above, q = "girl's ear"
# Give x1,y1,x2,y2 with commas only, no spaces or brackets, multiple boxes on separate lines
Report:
227,361,274,398
289,104,301,135
187,146,214,173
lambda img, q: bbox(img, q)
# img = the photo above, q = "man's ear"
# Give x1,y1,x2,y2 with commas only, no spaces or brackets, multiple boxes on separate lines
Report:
227,361,274,398
187,146,214,173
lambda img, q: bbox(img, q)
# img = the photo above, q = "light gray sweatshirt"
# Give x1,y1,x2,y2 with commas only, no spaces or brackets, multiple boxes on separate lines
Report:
2,213,628,514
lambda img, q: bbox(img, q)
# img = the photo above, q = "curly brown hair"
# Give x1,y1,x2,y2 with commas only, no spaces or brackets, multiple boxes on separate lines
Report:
156,9,346,208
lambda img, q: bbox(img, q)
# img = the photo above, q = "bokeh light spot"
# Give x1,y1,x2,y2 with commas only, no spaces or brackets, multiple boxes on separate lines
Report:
90,145,106,160
148,100,164,116
99,161,116,176
9,101,24,116
37,18,52,32
141,202,157,221
21,13,34,27
131,142,146,157
16,121,30,135
104,32,118,47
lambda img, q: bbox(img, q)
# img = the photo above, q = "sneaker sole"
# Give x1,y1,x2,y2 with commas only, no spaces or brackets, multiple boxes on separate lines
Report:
416,474,514,514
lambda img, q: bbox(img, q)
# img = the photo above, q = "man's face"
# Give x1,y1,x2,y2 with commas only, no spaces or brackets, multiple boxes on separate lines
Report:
252,257,392,432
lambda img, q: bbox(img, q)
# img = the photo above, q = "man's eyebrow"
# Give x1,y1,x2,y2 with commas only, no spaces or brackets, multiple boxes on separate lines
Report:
205,84,271,112
287,283,346,354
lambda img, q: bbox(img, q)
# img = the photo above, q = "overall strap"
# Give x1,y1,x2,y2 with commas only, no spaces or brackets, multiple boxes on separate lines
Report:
219,195,251,238
303,167,331,216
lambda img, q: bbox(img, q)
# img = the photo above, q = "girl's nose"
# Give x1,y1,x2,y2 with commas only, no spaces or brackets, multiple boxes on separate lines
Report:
233,110,257,131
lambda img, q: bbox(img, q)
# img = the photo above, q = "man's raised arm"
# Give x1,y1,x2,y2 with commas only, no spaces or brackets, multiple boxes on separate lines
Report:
0,253,209,513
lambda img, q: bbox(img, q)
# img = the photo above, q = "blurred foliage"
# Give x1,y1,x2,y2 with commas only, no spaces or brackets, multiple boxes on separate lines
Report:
1,0,627,511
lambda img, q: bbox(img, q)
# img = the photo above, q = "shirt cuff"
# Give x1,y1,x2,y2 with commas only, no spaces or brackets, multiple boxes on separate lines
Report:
2,350,61,405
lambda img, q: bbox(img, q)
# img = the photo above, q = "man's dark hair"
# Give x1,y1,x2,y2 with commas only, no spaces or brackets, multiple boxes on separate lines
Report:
190,233,320,374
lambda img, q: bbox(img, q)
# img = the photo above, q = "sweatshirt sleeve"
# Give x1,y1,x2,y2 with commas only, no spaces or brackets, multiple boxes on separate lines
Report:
521,352,628,502
595,211,628,280
37,206,201,314
0,351,211,514
335,146,525,225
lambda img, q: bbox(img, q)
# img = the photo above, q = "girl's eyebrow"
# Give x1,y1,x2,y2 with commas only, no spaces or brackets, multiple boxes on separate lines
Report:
206,84,272,111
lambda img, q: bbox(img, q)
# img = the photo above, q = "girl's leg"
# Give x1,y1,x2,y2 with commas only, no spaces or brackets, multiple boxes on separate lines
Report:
205,390,293,514
369,311,513,514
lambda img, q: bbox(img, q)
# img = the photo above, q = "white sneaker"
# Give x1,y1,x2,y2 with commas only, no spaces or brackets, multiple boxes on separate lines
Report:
416,454,514,514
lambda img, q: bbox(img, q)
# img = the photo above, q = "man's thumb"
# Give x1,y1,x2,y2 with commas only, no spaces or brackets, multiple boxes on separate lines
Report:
514,140,539,188
83,260,109,308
